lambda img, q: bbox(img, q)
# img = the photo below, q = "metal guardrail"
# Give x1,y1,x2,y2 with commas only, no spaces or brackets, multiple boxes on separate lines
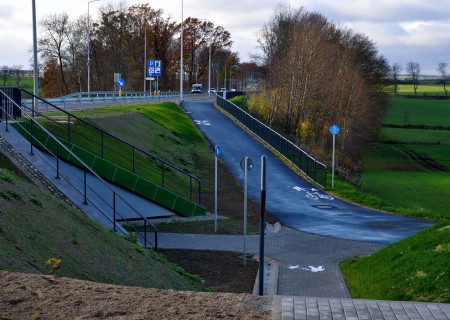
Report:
0,88,158,250
216,95,328,188
20,89,202,204
21,91,212,112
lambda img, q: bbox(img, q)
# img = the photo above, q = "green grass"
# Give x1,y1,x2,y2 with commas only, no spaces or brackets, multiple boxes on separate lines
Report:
46,103,208,175
0,167,207,291
389,83,449,96
384,97,450,127
340,223,450,303
229,95,248,108
336,95,450,303
38,103,213,200
2,75,34,90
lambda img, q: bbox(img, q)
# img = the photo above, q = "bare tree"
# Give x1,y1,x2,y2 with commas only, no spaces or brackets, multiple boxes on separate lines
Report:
38,12,71,95
406,61,420,95
437,62,448,96
0,66,11,86
391,63,402,95
253,5,389,174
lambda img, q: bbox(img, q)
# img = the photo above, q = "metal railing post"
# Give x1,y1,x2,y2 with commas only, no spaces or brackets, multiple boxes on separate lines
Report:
83,170,88,204
113,193,116,231
67,114,71,143
144,219,147,248
56,143,60,179
29,119,34,155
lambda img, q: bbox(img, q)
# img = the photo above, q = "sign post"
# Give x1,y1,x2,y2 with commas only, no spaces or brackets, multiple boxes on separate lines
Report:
148,59,162,95
214,145,221,232
329,125,340,188
240,156,253,265
117,79,125,97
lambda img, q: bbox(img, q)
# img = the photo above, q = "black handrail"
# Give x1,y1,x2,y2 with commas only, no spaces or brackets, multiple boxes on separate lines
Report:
216,95,328,188
0,88,158,250
20,89,202,203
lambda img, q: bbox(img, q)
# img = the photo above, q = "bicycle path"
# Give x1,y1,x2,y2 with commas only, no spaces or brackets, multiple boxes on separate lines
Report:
181,99,435,245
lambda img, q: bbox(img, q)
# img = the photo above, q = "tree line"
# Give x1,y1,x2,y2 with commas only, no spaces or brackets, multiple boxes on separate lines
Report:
391,61,448,96
36,3,241,97
249,6,390,177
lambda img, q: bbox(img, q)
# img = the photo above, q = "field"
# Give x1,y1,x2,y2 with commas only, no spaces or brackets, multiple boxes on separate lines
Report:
389,83,449,96
384,97,450,127
340,96,450,303
358,97,450,221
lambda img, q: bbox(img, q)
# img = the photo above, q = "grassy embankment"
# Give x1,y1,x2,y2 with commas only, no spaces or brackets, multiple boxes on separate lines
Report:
339,95,449,303
0,101,216,292
0,167,206,291
38,102,261,234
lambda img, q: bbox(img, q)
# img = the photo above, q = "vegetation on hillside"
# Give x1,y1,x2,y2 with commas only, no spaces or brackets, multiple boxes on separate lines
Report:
0,167,206,291
341,223,450,303
339,96,449,303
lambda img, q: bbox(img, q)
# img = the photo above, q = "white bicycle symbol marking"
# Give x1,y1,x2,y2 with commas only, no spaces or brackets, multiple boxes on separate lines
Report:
293,186,334,200
194,120,210,125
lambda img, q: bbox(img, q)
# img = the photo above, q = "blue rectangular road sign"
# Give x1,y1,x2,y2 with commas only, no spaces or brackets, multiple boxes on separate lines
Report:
148,60,162,77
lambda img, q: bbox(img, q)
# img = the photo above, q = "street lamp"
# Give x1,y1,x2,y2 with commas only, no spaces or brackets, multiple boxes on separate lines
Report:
229,64,238,91
199,19,212,98
180,0,184,100
32,0,39,113
87,0,100,93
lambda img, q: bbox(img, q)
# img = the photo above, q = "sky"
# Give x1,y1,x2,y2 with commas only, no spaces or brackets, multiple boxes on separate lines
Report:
1,0,449,75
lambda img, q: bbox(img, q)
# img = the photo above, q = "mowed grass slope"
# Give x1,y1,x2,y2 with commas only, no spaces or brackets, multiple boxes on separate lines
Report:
0,166,206,291
340,96,450,303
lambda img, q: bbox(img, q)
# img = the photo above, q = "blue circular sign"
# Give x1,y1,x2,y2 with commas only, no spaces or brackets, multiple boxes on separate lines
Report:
117,79,125,87
215,145,221,158
329,125,339,135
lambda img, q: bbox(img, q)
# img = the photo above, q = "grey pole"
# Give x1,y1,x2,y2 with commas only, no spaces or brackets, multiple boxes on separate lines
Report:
332,134,335,188
32,0,39,113
259,155,266,296
180,0,184,100
243,157,248,265
208,42,211,98
87,0,100,93
144,26,147,92
214,150,218,232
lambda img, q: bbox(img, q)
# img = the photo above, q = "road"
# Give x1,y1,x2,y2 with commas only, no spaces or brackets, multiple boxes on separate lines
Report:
181,99,435,244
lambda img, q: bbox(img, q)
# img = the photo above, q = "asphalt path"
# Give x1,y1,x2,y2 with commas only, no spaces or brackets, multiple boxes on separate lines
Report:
181,99,435,244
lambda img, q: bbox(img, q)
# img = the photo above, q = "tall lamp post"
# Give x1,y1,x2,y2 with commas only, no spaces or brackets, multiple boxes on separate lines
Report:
180,0,184,100
229,64,238,91
87,0,100,93
199,19,212,98
32,0,38,113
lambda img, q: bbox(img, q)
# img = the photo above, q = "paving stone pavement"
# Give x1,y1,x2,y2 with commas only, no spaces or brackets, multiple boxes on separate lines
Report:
156,228,384,298
272,296,450,320
156,231,449,319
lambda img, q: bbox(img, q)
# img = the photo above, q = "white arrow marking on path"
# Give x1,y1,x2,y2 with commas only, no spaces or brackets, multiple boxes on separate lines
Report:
287,265,300,269
301,266,325,272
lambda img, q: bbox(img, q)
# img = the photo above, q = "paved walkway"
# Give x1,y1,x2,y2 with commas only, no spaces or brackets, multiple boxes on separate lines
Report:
156,228,383,297
155,230,449,319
